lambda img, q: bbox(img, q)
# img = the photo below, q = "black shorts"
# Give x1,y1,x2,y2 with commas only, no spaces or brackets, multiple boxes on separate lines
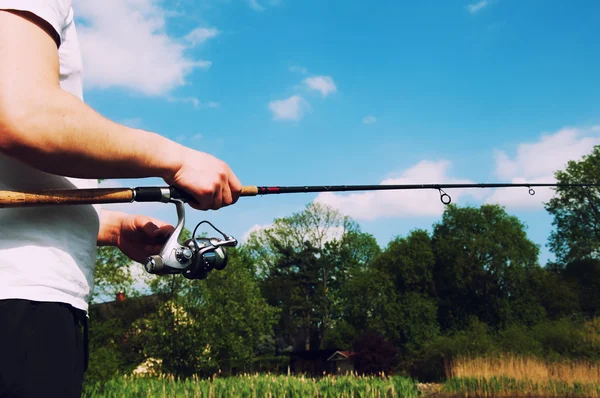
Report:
0,299,88,398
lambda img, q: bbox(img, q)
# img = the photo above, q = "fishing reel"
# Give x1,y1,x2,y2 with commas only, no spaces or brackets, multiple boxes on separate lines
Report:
143,199,238,280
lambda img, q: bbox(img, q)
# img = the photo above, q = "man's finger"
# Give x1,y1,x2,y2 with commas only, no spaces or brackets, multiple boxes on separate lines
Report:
140,221,160,236
229,173,242,204
221,183,233,207
211,185,223,210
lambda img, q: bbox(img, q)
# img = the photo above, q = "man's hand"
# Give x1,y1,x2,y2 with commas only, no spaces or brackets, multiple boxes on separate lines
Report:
164,148,242,211
117,214,175,263
98,210,175,263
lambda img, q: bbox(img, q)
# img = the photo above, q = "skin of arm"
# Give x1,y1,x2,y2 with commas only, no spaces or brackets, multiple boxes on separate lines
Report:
0,10,241,254
0,10,184,180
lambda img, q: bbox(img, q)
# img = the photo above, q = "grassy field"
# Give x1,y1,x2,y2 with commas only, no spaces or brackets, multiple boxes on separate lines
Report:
443,355,600,397
82,356,600,397
83,373,419,398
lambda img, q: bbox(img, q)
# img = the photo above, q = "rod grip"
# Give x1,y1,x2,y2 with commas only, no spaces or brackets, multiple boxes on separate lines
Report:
170,186,259,201
240,186,258,196
0,188,134,208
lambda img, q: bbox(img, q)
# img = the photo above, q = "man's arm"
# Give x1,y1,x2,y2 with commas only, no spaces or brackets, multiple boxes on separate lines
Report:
0,10,181,179
0,10,241,211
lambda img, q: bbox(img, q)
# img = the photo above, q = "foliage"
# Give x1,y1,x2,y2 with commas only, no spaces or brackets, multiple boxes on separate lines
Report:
561,258,600,318
92,246,137,303
246,202,379,351
431,204,543,331
339,266,399,342
373,229,435,295
497,324,544,357
369,230,440,357
245,202,360,278
85,318,128,383
352,330,399,375
546,145,600,263
133,248,279,377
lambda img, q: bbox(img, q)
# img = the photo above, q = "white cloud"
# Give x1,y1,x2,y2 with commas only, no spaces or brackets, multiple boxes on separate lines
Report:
74,0,212,96
168,96,200,108
242,223,344,246
303,76,337,97
248,0,264,10
494,126,600,180
289,65,308,74
467,0,490,14
484,177,560,210
242,223,272,242
184,27,219,46
363,115,377,124
315,160,480,220
268,95,309,121
167,97,220,109
485,125,600,209
248,0,280,11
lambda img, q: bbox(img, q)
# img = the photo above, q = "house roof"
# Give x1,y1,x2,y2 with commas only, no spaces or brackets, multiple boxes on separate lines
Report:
327,351,355,361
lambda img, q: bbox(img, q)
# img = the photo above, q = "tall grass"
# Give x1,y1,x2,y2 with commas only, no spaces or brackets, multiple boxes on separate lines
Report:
444,376,600,397
82,373,419,398
447,355,600,384
444,355,600,397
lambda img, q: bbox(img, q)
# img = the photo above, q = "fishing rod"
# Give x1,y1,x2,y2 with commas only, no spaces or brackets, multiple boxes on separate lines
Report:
1,182,597,280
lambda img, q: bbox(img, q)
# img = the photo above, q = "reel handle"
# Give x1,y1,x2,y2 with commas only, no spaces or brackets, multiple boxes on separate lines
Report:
144,255,166,274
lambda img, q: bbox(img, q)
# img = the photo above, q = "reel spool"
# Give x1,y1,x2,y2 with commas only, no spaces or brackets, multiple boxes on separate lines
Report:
143,199,237,280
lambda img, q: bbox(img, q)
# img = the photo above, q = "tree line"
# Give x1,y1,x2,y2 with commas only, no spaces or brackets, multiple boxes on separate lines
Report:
85,146,600,383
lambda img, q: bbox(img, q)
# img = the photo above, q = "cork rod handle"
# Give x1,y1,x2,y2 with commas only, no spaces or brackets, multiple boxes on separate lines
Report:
0,188,134,208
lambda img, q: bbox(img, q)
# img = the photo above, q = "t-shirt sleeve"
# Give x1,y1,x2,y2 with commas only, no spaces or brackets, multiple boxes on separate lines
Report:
0,0,71,46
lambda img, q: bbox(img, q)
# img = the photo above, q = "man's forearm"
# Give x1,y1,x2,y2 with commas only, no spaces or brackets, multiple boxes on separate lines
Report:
0,87,184,180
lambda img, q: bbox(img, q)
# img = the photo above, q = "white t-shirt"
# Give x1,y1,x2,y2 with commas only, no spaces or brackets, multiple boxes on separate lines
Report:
0,0,101,312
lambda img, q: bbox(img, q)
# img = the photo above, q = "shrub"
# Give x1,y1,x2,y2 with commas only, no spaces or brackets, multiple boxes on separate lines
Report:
352,330,398,375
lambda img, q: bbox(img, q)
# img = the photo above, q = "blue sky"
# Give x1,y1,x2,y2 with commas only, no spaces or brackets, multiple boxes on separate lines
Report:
73,0,600,267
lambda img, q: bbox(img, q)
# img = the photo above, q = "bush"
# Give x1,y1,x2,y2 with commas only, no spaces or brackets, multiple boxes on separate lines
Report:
497,323,544,357
533,319,587,360
418,318,498,382
352,330,398,375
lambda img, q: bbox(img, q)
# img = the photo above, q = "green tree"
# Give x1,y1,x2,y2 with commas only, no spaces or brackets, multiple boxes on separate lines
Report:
340,266,402,345
537,265,581,320
432,204,544,331
246,202,360,277
546,145,600,263
368,230,440,356
136,247,279,377
246,202,373,351
92,246,137,303
561,258,600,318
373,229,435,295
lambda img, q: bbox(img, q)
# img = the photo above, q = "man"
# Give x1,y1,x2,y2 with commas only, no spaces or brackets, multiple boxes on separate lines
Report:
0,1,242,397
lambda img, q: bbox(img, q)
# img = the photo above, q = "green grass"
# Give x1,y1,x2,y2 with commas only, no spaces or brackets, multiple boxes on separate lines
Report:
82,374,419,398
